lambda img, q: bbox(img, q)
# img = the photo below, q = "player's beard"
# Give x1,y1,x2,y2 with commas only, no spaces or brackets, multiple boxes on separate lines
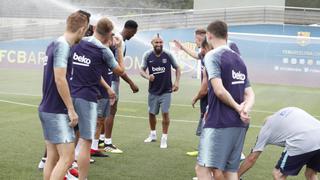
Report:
154,45,163,55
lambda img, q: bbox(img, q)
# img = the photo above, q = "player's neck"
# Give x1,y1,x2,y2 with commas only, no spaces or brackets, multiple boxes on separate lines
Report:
93,33,108,44
120,31,125,41
212,39,227,49
64,32,76,46
154,51,162,57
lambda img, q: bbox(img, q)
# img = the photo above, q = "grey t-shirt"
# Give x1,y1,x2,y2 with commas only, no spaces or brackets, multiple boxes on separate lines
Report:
253,107,320,156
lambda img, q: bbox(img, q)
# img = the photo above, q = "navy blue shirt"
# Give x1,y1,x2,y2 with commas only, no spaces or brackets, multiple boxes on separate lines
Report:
199,41,241,116
200,61,208,115
197,53,208,115
70,36,118,102
141,49,179,95
204,45,250,128
39,36,72,114
228,41,240,55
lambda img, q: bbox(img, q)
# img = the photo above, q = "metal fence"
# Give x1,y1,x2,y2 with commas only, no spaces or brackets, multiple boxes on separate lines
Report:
1,6,320,41
117,6,320,29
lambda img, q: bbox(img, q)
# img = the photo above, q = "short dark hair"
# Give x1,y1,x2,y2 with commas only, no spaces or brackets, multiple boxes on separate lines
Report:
207,20,228,39
195,28,206,35
77,10,91,23
124,20,138,29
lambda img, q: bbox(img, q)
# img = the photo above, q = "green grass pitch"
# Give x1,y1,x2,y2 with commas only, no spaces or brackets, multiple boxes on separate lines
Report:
0,68,319,179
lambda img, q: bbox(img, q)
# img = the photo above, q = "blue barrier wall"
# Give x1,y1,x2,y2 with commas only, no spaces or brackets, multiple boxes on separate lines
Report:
1,24,320,87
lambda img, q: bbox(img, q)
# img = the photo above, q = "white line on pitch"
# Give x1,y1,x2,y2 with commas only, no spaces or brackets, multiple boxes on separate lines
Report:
0,92,319,118
0,99,263,128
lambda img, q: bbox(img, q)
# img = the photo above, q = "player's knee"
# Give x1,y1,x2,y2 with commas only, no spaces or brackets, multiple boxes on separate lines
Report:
110,105,117,115
212,168,223,179
272,169,282,180
60,154,74,167
305,168,317,179
195,164,200,172
162,117,170,124
97,117,104,123
162,112,169,119
195,164,203,177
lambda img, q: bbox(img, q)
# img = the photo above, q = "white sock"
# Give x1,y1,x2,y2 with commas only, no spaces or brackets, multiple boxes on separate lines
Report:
75,143,81,160
104,138,112,145
162,134,168,139
151,130,156,136
91,139,99,150
99,134,105,141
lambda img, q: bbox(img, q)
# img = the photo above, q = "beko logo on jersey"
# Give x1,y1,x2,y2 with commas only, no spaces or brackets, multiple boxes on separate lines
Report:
231,70,246,85
73,52,91,67
152,66,166,75
232,70,246,80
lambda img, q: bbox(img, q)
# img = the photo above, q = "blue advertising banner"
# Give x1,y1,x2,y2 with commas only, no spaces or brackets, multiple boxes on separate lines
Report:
1,24,320,87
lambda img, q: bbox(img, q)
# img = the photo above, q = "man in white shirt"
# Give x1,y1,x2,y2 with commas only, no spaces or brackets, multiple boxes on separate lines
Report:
239,107,320,180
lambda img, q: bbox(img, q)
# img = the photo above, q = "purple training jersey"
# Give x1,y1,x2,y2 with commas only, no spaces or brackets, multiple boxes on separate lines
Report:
70,36,118,102
39,36,72,114
141,49,179,95
204,45,250,128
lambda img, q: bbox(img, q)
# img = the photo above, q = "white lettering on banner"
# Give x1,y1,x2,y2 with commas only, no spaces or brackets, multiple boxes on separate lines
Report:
7,50,16,63
38,52,46,65
123,56,144,70
17,51,27,63
0,50,6,62
0,49,46,65
152,66,166,75
43,56,48,66
72,52,91,66
124,56,134,70
28,52,36,64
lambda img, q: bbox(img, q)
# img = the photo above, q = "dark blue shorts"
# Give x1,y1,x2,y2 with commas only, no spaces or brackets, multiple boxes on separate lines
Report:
275,149,320,176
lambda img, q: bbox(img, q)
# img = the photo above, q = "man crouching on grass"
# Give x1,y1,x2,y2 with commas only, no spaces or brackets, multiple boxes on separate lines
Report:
239,107,320,180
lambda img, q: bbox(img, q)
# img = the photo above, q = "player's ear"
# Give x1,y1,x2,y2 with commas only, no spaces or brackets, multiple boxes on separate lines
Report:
206,33,212,41
77,26,86,36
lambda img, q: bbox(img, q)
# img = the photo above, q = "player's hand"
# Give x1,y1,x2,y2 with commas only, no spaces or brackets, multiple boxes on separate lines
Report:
191,96,198,108
107,88,116,98
240,103,251,124
235,102,245,114
68,109,78,127
149,74,155,82
109,96,116,106
107,88,116,106
172,82,179,92
130,83,139,93
113,35,123,48
107,88,116,104
173,40,183,50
